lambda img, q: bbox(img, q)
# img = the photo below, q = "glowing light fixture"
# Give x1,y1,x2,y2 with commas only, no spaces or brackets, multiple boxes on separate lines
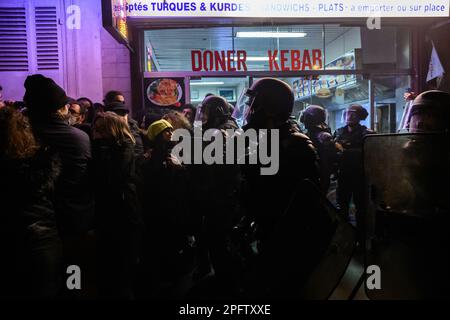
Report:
190,81,225,86
236,31,307,38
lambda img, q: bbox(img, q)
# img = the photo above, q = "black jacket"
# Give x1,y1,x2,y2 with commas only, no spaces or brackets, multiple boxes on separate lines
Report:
307,126,337,192
334,124,374,177
128,118,144,159
0,148,63,298
241,121,320,234
92,138,143,233
31,114,94,235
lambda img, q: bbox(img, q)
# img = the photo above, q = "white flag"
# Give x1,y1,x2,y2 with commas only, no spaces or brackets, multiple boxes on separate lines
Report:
427,42,445,82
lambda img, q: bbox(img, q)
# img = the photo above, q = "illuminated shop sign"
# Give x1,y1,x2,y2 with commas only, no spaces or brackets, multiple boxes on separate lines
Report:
102,0,129,46
113,0,128,40
191,49,323,72
124,0,449,18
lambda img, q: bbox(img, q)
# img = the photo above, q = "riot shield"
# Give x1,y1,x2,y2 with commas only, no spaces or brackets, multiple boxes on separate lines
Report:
363,133,450,299
254,179,356,300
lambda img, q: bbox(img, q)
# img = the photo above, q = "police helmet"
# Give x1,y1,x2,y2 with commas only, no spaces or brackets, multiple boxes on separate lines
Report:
344,104,368,121
199,95,231,129
244,78,294,126
408,90,450,132
300,105,327,128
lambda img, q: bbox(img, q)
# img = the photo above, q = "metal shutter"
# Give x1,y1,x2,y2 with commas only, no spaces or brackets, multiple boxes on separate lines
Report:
0,7,28,71
34,6,59,70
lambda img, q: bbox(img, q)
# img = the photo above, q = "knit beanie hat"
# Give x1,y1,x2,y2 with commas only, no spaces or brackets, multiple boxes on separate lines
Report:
23,74,68,112
147,119,173,141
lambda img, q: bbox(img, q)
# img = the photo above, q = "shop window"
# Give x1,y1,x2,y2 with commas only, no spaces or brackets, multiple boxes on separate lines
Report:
144,25,363,72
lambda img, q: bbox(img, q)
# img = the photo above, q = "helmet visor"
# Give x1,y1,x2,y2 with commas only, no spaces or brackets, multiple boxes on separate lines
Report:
233,88,255,127
193,104,204,128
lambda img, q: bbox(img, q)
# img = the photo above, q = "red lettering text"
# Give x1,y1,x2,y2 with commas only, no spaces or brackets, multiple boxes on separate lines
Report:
237,50,247,71
268,50,279,71
291,50,301,71
312,49,322,69
227,50,236,71
302,50,312,70
191,50,202,71
214,51,226,72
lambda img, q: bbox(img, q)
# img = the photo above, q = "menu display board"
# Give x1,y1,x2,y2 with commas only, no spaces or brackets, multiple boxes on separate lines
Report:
293,50,359,100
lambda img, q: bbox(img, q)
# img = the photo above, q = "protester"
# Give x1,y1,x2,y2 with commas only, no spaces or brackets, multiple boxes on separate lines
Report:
104,90,125,105
139,119,194,296
104,92,145,161
0,107,63,299
23,74,95,298
91,111,144,299
24,74,94,236
140,109,162,131
162,110,192,131
68,99,91,136
181,104,196,125
77,97,95,124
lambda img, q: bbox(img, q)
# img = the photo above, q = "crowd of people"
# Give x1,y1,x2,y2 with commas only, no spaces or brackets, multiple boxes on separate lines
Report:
0,75,448,300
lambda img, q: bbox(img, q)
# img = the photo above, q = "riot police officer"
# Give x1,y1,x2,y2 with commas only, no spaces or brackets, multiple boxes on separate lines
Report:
241,78,320,232
407,90,450,133
300,105,337,194
334,104,374,226
402,90,450,215
240,78,331,298
201,95,238,131
193,95,241,293
362,91,450,299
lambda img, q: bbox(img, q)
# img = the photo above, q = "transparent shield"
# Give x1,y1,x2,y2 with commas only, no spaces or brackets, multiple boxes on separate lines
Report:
193,103,203,129
232,88,251,128
398,100,413,133
264,179,355,299
363,133,450,299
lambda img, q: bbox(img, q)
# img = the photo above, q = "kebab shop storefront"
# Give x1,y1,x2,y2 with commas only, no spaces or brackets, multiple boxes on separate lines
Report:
121,0,450,133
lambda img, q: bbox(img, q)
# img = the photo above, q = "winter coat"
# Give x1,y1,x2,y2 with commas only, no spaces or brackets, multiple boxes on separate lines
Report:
92,138,143,236
31,114,94,235
0,148,63,299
